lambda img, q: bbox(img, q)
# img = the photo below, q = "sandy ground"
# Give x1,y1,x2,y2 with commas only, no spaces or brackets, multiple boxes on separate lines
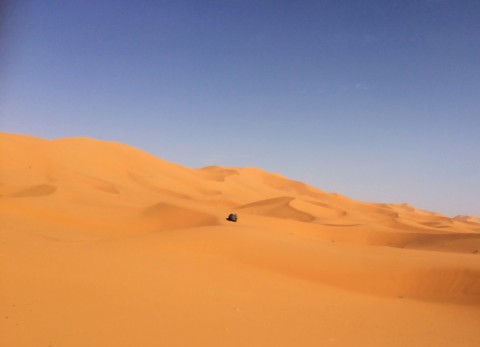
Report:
1,132,480,347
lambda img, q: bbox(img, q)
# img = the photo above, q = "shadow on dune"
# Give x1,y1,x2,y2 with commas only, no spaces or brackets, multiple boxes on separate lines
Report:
237,197,315,222
12,184,57,197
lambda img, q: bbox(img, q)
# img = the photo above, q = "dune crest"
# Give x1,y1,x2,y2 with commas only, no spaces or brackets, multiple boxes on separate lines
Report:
237,196,316,222
454,215,480,224
142,202,217,230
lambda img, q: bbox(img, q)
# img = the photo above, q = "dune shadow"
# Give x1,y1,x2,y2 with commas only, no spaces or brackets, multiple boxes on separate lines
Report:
12,184,57,198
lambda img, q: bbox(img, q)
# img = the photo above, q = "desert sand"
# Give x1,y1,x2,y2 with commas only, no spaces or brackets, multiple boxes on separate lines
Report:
1,132,479,347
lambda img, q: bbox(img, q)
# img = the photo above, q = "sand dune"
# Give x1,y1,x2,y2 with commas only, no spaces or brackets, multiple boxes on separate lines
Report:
1,132,480,347
454,215,480,224
237,196,316,222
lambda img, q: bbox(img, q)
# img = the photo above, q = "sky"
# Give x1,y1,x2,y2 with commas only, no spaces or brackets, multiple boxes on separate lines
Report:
1,0,479,217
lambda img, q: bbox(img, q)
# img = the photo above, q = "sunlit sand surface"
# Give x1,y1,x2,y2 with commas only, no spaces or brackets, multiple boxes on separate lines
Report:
1,132,479,346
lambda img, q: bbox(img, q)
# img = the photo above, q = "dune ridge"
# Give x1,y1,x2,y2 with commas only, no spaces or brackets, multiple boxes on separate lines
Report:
1,132,480,347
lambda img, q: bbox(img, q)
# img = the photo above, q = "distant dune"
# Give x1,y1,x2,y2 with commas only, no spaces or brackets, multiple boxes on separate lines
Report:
1,132,480,347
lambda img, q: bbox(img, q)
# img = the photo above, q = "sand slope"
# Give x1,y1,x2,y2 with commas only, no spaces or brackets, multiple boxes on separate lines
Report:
1,132,480,347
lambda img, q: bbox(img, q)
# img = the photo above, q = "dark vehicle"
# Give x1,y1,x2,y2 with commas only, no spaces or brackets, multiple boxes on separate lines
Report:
226,213,238,222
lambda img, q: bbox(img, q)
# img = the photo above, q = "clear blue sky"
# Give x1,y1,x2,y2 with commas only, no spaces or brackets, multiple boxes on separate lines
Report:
1,0,479,217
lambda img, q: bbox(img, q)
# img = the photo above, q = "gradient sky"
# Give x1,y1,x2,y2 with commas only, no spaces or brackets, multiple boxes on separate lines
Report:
1,0,479,217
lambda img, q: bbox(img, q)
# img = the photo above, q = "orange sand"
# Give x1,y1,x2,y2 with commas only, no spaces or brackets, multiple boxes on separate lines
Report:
1,132,479,347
